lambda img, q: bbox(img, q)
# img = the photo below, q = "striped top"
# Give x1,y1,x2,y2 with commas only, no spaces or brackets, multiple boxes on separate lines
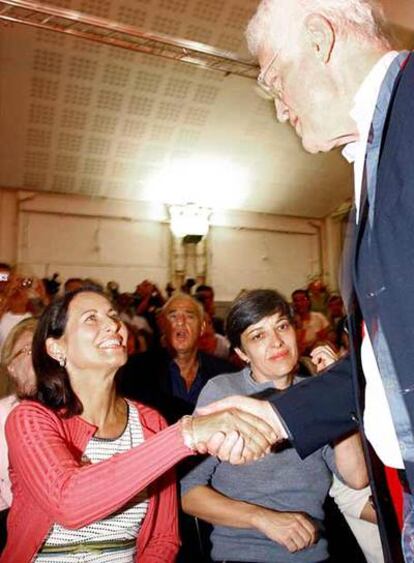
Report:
35,401,148,562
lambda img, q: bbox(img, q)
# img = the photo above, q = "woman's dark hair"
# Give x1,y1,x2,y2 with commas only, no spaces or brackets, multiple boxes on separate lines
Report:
31,285,106,417
226,289,292,350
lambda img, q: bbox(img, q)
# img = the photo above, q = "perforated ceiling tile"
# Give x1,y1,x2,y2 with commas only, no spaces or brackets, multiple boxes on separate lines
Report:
91,114,118,134
104,180,124,196
183,106,209,127
156,101,183,123
133,164,157,182
140,56,167,71
52,174,76,193
225,4,256,30
79,0,110,18
139,144,167,164
60,109,88,130
68,56,97,81
193,0,223,24
116,5,147,27
36,29,67,48
58,132,83,152
24,151,50,170
134,71,162,94
30,77,59,102
193,84,219,104
112,160,136,178
122,118,148,138
148,123,174,142
64,84,93,106
44,0,72,7
107,49,136,63
26,128,53,149
151,15,181,36
55,153,79,173
183,24,212,44
71,38,101,56
83,158,106,175
33,49,63,74
128,96,155,117
29,103,56,126
87,137,111,156
175,128,201,145
102,64,130,88
96,89,124,112
23,171,47,189
115,140,140,159
174,63,200,78
204,72,224,83
163,77,192,99
80,176,102,194
216,33,242,52
158,0,189,14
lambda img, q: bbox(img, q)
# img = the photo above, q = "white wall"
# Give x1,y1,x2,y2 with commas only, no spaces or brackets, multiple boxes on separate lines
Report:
0,188,331,297
1,189,171,291
208,209,323,301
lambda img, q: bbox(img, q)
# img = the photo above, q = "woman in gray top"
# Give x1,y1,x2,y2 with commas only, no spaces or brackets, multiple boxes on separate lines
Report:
181,289,368,563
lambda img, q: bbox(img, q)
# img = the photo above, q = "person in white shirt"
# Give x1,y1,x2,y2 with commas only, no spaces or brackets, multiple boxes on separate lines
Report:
195,1,414,561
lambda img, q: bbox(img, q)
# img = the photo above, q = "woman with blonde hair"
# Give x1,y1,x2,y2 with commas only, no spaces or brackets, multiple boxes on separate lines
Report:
0,317,38,551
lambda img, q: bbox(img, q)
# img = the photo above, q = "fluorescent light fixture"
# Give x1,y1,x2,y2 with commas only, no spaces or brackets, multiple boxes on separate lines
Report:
144,156,249,209
169,204,211,238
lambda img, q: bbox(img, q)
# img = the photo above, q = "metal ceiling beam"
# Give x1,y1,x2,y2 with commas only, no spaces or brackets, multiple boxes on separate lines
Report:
0,0,259,79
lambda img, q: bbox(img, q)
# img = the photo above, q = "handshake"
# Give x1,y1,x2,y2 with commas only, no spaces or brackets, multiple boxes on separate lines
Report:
180,396,286,464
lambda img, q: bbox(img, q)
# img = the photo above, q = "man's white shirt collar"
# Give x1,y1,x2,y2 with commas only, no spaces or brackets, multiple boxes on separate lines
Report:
342,51,399,218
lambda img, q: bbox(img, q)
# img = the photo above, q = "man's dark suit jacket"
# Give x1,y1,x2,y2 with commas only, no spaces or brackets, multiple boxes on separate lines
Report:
268,53,414,562
117,348,237,424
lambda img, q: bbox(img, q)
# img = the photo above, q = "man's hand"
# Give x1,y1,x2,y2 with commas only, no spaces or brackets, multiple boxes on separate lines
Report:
195,396,287,462
252,507,318,552
183,408,278,463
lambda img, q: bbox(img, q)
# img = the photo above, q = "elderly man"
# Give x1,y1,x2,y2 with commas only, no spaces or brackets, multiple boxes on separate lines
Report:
199,1,414,561
117,292,236,424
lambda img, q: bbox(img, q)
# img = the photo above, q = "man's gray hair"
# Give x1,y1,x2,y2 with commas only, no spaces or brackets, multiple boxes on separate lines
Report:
246,0,392,56
162,292,205,320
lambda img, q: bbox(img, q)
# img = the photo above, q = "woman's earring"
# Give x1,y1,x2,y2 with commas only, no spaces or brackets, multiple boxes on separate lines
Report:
58,355,67,368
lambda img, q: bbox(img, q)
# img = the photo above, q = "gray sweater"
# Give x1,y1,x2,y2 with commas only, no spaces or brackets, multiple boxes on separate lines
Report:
181,368,338,563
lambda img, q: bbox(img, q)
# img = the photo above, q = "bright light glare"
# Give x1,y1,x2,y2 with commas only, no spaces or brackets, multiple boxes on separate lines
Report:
169,204,210,238
143,156,249,209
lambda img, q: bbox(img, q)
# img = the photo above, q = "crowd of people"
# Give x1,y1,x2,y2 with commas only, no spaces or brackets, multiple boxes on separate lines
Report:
0,262,383,562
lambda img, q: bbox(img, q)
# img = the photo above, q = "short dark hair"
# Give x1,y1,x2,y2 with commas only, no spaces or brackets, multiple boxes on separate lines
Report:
292,289,310,300
196,285,213,294
31,286,105,417
226,289,292,350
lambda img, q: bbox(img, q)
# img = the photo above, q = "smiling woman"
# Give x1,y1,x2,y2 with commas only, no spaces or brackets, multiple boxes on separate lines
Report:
1,287,277,562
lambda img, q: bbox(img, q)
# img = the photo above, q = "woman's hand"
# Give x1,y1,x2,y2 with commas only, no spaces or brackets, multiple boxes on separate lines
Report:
181,409,277,463
252,507,318,552
310,344,338,373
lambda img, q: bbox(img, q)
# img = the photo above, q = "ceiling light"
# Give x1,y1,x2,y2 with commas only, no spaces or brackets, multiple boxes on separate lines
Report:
143,156,249,210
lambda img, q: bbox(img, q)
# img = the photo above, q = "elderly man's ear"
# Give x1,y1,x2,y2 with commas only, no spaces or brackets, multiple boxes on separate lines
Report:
304,13,335,63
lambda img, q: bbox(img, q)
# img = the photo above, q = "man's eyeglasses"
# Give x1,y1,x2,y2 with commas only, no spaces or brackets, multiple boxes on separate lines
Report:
256,51,282,99
9,344,32,364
